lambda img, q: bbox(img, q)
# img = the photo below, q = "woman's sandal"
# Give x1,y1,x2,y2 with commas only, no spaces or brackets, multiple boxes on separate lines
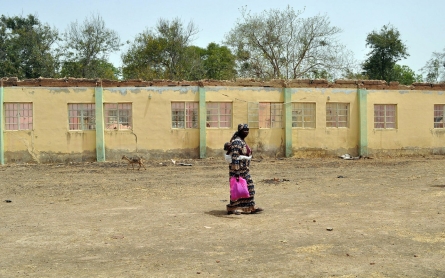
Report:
251,207,264,214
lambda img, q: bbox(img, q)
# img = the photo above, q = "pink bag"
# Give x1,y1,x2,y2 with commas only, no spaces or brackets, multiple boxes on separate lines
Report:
230,177,250,201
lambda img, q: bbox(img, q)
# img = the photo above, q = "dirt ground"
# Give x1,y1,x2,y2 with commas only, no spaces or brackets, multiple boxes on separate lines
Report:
1,155,445,278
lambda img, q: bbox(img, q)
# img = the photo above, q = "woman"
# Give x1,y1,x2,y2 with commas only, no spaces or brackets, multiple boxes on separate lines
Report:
226,123,263,215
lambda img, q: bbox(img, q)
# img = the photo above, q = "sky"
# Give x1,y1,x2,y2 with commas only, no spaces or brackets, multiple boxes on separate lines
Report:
3,0,445,76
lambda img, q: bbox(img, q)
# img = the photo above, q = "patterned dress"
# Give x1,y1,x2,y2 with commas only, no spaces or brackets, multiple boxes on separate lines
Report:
226,135,256,213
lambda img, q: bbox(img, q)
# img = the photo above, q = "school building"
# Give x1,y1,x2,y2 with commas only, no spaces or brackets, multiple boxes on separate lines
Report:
1,77,445,164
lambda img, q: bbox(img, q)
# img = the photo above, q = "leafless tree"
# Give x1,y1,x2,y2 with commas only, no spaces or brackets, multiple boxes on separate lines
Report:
421,48,445,83
224,6,355,80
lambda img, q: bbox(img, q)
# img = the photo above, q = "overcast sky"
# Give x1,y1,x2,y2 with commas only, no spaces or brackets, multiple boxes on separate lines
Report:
3,0,444,75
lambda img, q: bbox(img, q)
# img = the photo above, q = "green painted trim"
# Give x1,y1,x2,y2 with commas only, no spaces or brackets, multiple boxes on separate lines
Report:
0,85,4,165
284,88,292,157
95,87,106,162
358,89,368,156
199,87,206,158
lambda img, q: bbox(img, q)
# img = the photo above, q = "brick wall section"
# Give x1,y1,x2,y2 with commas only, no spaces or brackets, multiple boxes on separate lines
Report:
1,77,443,90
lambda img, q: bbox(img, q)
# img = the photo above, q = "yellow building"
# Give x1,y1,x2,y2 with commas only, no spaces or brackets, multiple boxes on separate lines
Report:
1,78,445,164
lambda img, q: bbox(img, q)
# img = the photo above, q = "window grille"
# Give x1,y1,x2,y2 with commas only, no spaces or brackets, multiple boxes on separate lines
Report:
374,104,396,129
68,103,96,130
248,102,259,128
292,102,316,128
248,102,283,128
171,102,199,128
326,103,349,128
105,103,132,130
4,103,33,130
206,102,232,128
434,104,445,128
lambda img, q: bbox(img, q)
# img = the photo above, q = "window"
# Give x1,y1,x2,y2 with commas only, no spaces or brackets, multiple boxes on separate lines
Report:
434,104,445,128
374,104,396,129
326,103,349,128
248,102,259,128
4,103,33,130
68,104,96,130
206,102,232,128
248,102,283,128
292,102,316,128
171,102,199,128
105,103,132,130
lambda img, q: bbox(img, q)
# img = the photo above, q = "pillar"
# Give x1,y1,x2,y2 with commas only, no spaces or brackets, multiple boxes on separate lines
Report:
0,85,4,165
358,88,368,157
283,88,292,157
95,86,106,162
199,86,206,158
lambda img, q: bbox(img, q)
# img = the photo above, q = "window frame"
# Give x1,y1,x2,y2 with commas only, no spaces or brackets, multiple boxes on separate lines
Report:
292,102,316,128
374,104,397,129
248,102,283,129
171,101,199,129
326,102,349,128
434,104,445,128
104,103,132,130
4,102,33,131
205,102,232,128
68,103,96,131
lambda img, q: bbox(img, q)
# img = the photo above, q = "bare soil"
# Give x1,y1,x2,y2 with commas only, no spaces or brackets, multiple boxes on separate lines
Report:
1,156,445,277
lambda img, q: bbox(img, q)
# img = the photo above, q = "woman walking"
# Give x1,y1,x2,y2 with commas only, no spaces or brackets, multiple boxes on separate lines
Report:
226,124,263,215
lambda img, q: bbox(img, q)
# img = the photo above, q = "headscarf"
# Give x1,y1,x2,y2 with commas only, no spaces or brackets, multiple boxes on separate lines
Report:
238,123,249,131
230,123,249,141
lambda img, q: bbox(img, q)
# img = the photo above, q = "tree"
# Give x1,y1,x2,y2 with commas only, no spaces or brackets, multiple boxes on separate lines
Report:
421,48,445,83
224,6,354,80
202,43,236,80
122,39,236,81
391,64,422,85
121,31,166,80
362,24,409,82
61,14,121,79
342,69,368,80
60,60,119,80
156,18,199,80
0,14,59,79
122,18,199,80
179,45,206,81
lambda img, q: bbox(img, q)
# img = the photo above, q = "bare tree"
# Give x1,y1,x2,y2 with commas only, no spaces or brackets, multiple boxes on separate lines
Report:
61,14,121,78
421,48,445,83
224,6,355,80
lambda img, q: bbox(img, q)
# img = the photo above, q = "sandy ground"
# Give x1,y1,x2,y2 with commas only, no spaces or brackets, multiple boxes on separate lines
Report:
1,156,445,277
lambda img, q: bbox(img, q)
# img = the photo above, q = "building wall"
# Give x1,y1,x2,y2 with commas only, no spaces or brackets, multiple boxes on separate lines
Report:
102,87,201,160
367,89,445,155
290,88,359,157
3,87,97,163
1,82,445,164
205,86,285,157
